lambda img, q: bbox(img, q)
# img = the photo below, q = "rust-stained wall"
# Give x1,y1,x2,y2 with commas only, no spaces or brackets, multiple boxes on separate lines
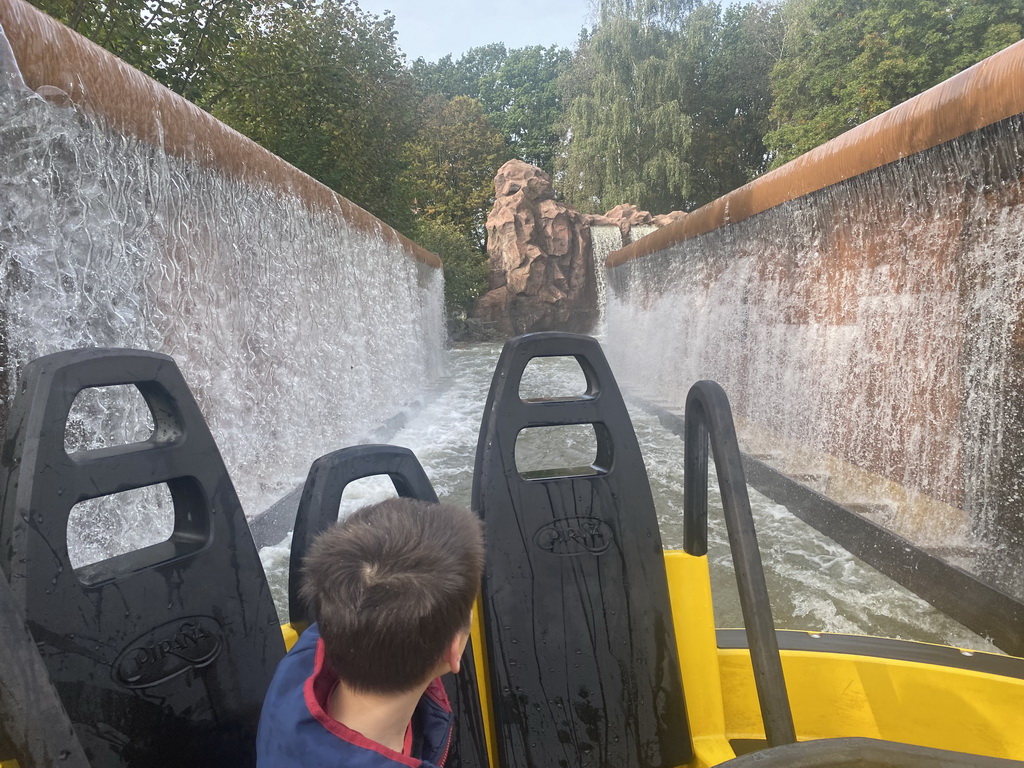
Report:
0,0,446,526
0,0,438,269
606,43,1024,577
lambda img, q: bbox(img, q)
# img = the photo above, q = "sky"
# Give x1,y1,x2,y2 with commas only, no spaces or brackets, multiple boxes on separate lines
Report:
355,0,595,63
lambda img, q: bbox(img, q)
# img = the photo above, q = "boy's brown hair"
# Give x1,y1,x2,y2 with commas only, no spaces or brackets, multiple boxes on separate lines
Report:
300,497,484,694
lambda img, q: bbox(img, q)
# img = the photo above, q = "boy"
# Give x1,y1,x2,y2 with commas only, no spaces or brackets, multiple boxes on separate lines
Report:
257,497,485,768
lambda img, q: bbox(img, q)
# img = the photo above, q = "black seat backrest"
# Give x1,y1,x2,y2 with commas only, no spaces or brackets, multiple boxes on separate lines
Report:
287,444,490,768
471,332,693,768
0,348,285,768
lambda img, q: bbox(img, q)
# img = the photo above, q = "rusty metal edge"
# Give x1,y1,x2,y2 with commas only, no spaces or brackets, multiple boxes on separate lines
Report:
607,39,1024,269
0,0,441,270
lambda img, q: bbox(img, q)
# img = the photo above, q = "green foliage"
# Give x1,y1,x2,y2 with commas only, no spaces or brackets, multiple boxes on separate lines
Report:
558,4,692,213
412,44,571,177
32,0,1022,254
477,46,572,175
412,219,489,318
29,0,247,101
766,0,1024,166
403,95,510,247
207,0,418,230
678,1,783,207
411,43,509,98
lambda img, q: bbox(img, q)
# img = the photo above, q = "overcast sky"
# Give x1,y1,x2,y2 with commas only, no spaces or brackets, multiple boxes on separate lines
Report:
356,0,595,63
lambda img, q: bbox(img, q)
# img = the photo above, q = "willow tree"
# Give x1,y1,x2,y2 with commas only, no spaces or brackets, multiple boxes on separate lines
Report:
558,1,694,214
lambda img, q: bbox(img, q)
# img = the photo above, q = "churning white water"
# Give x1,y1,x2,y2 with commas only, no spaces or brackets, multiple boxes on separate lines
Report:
259,340,997,653
0,62,445,567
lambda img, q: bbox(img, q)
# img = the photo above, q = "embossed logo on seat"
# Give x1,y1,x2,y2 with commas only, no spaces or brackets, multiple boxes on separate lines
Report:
534,517,613,555
113,616,223,688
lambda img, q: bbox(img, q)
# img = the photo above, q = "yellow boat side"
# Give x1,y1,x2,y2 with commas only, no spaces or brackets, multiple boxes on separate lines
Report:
432,549,1024,767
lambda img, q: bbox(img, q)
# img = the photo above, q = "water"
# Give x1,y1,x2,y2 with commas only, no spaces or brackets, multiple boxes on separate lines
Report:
0,51,445,566
260,340,997,653
0,8,1002,655
590,225,622,318
605,116,1024,596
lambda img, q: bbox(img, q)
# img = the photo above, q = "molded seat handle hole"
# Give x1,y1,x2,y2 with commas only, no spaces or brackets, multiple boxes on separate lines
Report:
68,483,175,570
519,355,594,402
515,423,609,479
65,384,156,454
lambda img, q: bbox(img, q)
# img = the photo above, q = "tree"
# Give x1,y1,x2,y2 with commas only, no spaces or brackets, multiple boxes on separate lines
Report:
29,0,247,102
410,43,509,99
412,44,570,178
403,95,510,247
412,220,488,319
678,1,784,207
478,46,572,175
766,0,1024,166
208,0,418,230
558,2,693,213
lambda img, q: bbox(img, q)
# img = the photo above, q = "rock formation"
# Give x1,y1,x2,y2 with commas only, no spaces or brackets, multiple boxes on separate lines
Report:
474,160,598,337
652,210,688,229
585,204,688,240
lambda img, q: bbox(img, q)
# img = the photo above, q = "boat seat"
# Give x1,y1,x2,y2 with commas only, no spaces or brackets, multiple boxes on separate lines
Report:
471,332,693,768
286,444,490,768
0,348,285,768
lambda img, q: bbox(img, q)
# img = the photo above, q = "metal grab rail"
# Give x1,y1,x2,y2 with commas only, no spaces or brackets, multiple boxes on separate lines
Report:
682,380,796,747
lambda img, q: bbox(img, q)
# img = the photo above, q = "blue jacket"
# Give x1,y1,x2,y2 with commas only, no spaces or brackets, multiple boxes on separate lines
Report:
257,624,454,768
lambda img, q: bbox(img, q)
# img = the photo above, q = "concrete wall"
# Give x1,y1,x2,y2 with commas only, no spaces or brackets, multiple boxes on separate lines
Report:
605,42,1024,589
0,0,446,538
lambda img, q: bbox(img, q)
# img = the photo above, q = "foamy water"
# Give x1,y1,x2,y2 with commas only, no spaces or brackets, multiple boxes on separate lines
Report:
260,340,996,652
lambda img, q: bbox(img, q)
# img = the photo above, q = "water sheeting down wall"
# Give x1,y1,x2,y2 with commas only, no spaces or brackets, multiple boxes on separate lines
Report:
605,48,1024,593
0,3,445,562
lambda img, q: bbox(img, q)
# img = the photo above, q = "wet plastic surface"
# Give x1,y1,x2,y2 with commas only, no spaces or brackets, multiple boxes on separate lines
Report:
0,348,284,768
472,332,692,768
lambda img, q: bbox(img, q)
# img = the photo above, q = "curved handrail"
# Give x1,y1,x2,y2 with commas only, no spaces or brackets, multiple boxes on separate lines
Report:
683,379,796,746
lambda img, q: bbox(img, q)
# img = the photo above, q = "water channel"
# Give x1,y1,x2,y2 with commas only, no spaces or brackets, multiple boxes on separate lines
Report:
259,338,998,654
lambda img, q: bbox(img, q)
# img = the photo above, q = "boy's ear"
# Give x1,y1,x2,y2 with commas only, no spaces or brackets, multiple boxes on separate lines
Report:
444,627,471,675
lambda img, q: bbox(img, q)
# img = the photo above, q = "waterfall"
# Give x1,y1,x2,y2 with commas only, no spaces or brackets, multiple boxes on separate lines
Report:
605,115,1024,597
590,225,623,320
0,22,445,565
